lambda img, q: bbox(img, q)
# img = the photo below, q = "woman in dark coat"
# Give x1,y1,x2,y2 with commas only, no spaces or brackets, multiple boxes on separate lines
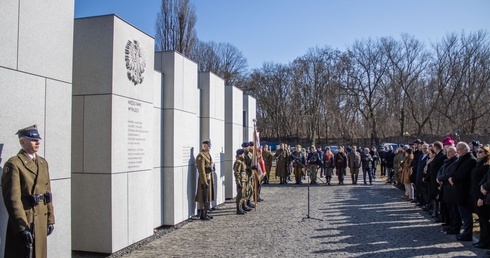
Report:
334,147,348,185
474,145,490,248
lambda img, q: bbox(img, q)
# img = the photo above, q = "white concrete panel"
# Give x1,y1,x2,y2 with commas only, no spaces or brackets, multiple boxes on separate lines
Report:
153,108,164,168
45,79,72,180
73,16,114,95
128,171,154,243
224,86,244,199
0,0,19,69
71,96,84,173
163,166,196,225
18,0,74,82
71,173,112,253
112,96,153,173
0,69,46,160
153,71,163,109
156,51,199,113
199,72,226,206
151,168,163,228
83,95,112,173
243,96,257,141
47,178,71,258
112,17,155,103
111,173,129,252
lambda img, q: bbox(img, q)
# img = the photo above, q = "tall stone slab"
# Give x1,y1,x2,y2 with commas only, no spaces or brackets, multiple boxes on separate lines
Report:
72,15,156,253
199,72,226,206
224,86,244,199
154,51,200,225
243,95,257,141
0,0,73,257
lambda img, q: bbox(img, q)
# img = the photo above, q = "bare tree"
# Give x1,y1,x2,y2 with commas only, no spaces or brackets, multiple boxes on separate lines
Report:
383,35,436,135
344,39,390,146
155,0,197,56
189,41,248,87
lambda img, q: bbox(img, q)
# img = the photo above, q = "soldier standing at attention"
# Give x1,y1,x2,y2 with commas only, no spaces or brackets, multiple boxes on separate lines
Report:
262,145,273,184
242,142,255,209
290,144,306,184
195,140,215,220
234,149,251,214
2,125,55,258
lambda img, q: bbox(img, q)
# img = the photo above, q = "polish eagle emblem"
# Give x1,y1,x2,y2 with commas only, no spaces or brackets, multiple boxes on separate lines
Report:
125,40,146,85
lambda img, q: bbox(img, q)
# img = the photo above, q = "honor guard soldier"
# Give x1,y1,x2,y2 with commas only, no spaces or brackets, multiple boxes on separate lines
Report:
234,149,252,214
195,140,215,220
242,142,255,209
2,125,55,258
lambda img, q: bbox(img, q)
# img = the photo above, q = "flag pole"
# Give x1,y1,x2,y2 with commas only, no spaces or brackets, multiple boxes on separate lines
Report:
253,119,258,210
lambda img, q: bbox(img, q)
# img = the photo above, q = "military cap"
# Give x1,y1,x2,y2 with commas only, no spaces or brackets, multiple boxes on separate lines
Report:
16,124,42,141
202,140,212,146
241,142,248,148
236,149,244,156
248,141,254,147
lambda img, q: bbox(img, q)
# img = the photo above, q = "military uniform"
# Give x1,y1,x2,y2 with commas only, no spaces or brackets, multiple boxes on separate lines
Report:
233,150,250,214
290,149,306,184
2,125,55,258
262,148,273,184
195,141,215,220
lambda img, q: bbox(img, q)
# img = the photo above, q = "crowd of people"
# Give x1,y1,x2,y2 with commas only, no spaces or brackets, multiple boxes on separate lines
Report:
197,137,490,249
266,138,490,249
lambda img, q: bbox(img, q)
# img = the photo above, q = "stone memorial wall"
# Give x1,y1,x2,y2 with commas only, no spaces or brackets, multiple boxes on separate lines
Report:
1,3,256,255
72,15,156,253
154,51,200,226
224,86,244,199
199,72,226,206
0,0,74,257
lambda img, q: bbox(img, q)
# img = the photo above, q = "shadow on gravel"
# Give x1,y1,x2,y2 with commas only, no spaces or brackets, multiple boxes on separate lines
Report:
311,185,486,257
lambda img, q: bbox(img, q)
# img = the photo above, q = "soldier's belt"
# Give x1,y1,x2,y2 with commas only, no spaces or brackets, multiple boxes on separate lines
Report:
23,192,52,207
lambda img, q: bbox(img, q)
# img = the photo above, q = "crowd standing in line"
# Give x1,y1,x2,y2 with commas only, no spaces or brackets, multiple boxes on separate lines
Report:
197,137,490,250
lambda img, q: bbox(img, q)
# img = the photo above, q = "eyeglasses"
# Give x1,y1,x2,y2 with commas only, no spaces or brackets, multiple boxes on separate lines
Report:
477,150,486,154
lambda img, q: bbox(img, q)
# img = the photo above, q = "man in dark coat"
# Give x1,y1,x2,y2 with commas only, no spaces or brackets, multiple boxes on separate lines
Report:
436,146,460,234
416,143,430,208
411,139,423,203
385,146,395,183
428,141,447,217
449,142,477,241
2,125,55,258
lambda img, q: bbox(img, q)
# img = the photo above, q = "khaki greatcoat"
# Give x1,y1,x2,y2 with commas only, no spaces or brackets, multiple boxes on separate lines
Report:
195,149,215,208
2,150,55,258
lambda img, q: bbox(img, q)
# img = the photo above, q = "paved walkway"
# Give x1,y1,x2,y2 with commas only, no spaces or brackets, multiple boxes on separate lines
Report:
121,176,488,258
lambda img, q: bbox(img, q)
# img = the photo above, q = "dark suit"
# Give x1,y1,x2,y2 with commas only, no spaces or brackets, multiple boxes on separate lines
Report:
452,152,477,239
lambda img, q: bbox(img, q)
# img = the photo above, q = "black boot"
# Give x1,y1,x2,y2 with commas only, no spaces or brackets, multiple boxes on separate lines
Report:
242,203,253,211
200,209,210,220
206,209,213,219
237,204,246,215
247,200,255,208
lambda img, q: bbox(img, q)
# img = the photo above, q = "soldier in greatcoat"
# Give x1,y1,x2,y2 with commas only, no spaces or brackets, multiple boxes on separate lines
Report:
274,144,289,184
2,125,55,258
195,140,215,220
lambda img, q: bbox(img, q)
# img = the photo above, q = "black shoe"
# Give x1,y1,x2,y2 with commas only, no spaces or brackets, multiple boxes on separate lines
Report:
242,204,253,211
446,230,460,235
473,242,490,249
258,198,264,202
247,202,255,208
457,235,472,241
237,207,246,215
